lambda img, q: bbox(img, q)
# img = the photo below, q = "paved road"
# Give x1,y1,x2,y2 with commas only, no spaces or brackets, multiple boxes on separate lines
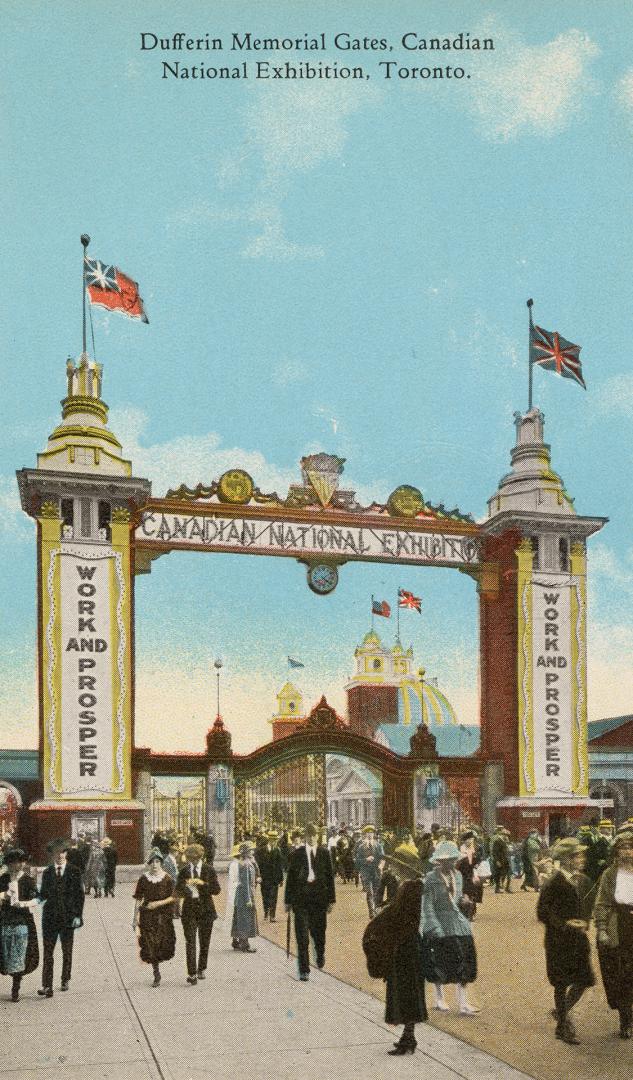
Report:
0,885,529,1080
260,877,633,1080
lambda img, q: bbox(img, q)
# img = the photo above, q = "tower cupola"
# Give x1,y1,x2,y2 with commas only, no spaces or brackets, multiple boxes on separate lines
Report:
37,354,131,477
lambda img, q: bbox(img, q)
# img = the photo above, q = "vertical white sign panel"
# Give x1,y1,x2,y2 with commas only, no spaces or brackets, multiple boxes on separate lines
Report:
531,575,573,796
59,549,114,793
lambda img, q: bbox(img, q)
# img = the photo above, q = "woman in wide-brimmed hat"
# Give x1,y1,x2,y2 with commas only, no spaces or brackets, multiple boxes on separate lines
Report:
132,848,176,987
363,846,427,1055
230,842,259,952
421,840,480,1015
537,836,596,1044
0,849,39,1002
594,830,633,1038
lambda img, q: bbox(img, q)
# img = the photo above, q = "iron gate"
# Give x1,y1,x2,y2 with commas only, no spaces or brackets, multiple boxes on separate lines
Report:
151,777,206,836
234,753,326,838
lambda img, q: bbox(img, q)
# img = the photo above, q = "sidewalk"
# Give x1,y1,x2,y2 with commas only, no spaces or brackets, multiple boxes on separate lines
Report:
0,889,533,1080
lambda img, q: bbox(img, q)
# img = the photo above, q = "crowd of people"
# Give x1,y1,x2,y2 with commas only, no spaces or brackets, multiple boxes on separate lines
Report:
1,813,632,1059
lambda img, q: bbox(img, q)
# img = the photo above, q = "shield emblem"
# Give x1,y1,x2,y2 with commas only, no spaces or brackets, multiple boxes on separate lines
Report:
301,454,345,508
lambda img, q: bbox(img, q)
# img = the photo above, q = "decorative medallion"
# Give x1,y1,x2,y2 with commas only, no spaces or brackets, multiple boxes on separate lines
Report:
307,562,339,595
387,485,424,518
40,500,60,519
217,469,254,505
301,453,345,508
111,506,131,523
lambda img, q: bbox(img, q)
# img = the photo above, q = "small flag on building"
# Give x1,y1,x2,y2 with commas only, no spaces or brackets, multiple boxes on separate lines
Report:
398,588,422,613
288,657,305,669
530,322,585,389
371,598,391,618
85,256,149,323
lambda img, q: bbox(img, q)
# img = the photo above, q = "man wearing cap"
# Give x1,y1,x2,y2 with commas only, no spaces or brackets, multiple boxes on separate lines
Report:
579,820,612,882
490,827,512,894
285,823,335,980
258,831,285,923
537,836,595,1044
175,843,220,984
354,825,385,919
38,840,84,998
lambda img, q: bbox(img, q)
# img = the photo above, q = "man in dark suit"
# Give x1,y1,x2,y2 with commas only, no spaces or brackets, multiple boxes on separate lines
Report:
175,843,220,984
285,823,335,981
258,830,285,922
38,839,84,997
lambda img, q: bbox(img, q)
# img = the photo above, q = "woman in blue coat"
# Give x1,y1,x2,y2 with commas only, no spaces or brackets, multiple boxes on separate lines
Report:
422,840,479,1015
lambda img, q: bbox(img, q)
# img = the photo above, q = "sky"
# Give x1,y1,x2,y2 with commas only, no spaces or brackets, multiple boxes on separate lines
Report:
1,0,632,754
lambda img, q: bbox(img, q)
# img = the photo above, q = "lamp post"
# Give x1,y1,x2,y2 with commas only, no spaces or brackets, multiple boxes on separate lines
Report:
214,657,223,720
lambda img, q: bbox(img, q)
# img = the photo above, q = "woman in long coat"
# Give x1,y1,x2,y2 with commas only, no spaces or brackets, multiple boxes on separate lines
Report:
594,830,633,1038
230,842,259,952
133,849,176,986
537,837,596,1044
362,849,427,1055
0,849,39,1001
422,840,479,1015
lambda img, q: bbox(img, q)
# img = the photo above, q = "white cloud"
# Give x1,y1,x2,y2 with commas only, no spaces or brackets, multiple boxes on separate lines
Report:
0,476,33,541
468,23,598,140
244,81,378,186
168,78,379,259
241,202,324,260
595,373,633,418
109,406,296,498
616,69,633,123
271,358,308,387
587,544,633,718
588,620,633,721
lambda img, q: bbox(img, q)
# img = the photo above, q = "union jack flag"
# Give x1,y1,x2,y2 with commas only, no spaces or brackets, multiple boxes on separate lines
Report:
530,324,585,389
398,588,421,613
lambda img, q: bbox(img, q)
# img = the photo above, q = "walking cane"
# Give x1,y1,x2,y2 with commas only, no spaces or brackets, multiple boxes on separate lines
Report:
286,908,292,959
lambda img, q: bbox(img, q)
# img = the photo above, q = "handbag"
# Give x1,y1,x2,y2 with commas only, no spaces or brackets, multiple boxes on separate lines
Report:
476,858,491,879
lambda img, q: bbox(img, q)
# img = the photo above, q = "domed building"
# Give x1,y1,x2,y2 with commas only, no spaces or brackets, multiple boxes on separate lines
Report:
346,630,479,758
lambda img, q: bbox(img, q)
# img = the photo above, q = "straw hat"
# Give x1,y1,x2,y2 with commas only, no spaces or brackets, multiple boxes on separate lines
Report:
552,837,585,863
389,844,422,878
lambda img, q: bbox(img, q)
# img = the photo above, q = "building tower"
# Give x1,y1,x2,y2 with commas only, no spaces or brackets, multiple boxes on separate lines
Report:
270,682,306,741
346,630,399,736
480,407,607,838
17,354,151,859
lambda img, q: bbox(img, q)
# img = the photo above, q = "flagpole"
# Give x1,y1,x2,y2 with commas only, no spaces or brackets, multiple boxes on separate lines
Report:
527,298,534,411
81,234,90,355
371,595,375,631
396,591,400,641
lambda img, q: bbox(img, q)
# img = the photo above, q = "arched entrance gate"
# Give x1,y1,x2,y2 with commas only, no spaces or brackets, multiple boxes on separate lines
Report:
19,358,607,860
